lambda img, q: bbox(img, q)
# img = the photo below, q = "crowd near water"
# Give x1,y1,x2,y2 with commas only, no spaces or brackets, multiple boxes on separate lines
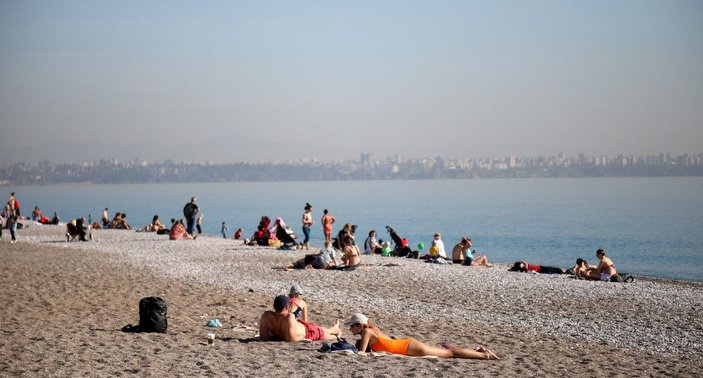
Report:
3,177,702,282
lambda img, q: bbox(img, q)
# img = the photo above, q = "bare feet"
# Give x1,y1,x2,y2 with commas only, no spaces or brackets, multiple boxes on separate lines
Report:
475,346,499,360
329,319,342,338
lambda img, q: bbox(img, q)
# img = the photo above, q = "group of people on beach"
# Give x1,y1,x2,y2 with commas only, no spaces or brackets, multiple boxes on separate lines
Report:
258,285,499,360
508,248,622,282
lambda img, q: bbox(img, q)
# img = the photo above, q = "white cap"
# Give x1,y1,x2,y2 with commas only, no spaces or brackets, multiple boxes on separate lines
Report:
289,284,303,296
346,313,368,326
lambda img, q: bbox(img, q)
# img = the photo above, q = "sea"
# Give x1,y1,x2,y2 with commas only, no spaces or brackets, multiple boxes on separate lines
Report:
8,177,703,283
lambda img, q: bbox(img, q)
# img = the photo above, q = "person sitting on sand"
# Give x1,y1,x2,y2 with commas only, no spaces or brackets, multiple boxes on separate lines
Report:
110,212,131,229
142,215,165,232
287,241,339,270
67,218,89,242
288,284,308,322
463,238,493,267
337,235,361,269
509,261,566,274
572,257,598,279
347,313,498,359
451,236,493,267
169,219,193,240
589,248,618,281
364,230,382,255
259,295,341,342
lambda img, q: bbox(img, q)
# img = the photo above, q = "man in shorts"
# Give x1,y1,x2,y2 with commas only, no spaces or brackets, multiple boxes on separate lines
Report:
259,295,341,342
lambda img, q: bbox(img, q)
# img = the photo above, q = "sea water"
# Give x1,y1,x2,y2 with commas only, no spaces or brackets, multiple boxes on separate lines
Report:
9,177,703,282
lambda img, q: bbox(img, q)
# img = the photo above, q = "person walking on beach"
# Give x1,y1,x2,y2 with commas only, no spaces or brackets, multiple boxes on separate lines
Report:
259,295,341,342
301,203,313,250
8,214,18,244
320,209,335,243
102,208,110,228
347,313,498,359
221,221,228,239
183,197,199,235
196,213,204,234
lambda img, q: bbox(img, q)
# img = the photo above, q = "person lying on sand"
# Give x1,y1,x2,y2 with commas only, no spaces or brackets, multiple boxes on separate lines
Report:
259,295,341,342
509,261,566,274
572,258,598,278
286,241,339,270
347,313,498,359
288,284,308,322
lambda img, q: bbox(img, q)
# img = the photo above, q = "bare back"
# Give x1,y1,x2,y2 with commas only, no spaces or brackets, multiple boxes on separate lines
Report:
259,311,305,342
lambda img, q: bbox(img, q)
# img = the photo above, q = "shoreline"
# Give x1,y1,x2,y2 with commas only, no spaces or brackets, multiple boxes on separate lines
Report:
1,225,702,377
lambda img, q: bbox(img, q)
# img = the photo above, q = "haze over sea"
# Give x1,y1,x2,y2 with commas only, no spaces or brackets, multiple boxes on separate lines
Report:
12,177,703,283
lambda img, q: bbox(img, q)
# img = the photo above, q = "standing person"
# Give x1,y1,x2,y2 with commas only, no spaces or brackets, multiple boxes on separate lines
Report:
221,221,228,239
0,213,4,240
101,208,110,228
183,197,199,235
7,192,18,217
8,214,18,244
320,209,335,243
301,203,313,250
196,213,204,234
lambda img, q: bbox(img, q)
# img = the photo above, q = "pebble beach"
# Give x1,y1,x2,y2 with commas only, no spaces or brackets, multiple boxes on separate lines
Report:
1,223,702,377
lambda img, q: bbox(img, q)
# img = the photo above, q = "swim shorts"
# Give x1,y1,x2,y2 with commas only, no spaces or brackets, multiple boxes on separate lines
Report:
298,320,325,341
600,274,612,282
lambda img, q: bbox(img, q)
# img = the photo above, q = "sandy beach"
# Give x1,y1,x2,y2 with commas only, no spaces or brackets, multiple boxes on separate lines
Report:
1,224,701,377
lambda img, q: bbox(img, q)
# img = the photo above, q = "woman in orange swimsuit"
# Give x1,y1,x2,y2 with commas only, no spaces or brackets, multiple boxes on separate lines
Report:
346,313,498,359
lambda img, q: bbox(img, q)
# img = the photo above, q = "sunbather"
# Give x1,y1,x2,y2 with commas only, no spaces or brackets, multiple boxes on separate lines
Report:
259,295,341,342
590,248,618,281
287,241,339,270
509,261,566,274
347,313,498,359
572,258,598,278
288,284,308,322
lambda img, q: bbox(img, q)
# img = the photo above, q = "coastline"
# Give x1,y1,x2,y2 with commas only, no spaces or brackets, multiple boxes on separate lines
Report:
1,224,701,377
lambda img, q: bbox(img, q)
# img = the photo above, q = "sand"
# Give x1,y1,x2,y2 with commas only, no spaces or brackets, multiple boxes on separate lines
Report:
1,224,701,377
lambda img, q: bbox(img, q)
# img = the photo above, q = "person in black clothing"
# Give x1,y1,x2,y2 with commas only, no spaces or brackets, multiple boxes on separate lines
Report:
183,197,199,235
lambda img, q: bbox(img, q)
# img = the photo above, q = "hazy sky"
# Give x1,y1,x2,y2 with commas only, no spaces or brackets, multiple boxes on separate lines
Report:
1,1,701,163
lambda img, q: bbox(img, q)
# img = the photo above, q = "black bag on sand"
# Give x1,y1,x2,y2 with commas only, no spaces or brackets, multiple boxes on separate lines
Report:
122,296,168,333
139,296,168,333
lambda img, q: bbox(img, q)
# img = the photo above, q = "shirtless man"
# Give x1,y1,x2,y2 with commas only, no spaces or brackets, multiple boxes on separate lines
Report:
320,209,335,243
451,237,470,264
259,295,341,342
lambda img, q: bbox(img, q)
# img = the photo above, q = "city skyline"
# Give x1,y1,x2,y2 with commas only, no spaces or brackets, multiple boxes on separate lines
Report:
1,1,702,164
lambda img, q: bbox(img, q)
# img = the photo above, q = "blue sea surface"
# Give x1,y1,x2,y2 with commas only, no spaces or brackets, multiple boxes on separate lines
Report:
11,177,703,282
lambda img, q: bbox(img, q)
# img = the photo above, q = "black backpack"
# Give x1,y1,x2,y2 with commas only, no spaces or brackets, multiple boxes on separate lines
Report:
183,203,197,217
122,296,168,333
